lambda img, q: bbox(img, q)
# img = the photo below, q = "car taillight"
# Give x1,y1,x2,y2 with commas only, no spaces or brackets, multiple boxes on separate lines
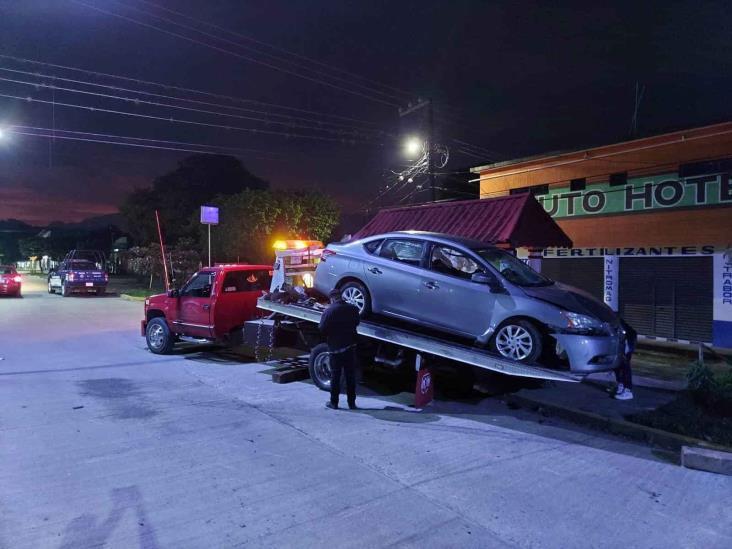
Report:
68,273,75,281
321,249,337,261
13,276,21,283
104,273,109,281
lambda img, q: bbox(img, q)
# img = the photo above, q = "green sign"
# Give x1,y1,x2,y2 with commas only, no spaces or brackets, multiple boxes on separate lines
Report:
538,172,732,218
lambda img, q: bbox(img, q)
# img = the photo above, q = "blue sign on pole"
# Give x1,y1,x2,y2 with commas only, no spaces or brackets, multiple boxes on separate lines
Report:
200,205,219,225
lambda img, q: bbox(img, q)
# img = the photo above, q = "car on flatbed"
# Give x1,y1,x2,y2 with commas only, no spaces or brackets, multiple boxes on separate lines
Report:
315,231,623,374
0,265,22,297
142,264,272,354
48,250,109,297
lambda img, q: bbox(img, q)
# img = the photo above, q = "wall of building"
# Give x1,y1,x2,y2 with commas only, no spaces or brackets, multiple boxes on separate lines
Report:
477,122,732,348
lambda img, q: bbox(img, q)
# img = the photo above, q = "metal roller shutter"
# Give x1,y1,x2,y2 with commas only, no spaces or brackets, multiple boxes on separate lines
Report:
541,258,604,302
619,257,712,342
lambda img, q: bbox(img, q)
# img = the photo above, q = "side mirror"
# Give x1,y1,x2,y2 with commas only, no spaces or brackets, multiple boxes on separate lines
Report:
471,272,504,293
167,289,179,298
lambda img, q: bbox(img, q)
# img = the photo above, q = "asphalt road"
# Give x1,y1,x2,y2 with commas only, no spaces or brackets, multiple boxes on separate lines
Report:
1,276,731,548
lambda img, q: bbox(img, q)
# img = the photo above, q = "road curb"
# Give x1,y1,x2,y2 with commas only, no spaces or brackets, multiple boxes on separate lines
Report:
504,393,732,454
681,446,732,476
119,293,146,302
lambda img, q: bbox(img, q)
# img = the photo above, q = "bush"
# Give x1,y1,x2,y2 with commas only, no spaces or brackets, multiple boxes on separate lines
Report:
687,361,732,418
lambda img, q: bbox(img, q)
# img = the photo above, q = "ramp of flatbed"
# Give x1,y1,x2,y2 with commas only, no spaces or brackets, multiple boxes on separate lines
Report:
257,299,580,383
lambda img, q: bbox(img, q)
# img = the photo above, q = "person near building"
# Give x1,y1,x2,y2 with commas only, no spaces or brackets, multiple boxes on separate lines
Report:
613,318,637,400
319,289,360,410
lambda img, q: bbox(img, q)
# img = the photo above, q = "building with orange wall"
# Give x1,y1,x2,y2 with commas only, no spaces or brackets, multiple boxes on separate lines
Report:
471,122,732,348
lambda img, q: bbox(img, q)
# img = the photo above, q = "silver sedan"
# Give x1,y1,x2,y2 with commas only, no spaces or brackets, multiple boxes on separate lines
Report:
314,231,622,373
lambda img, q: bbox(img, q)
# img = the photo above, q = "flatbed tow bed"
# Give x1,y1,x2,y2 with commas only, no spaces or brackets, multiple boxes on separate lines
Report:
256,298,581,385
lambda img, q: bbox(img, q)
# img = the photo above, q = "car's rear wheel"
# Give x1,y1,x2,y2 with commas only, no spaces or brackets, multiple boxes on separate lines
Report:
61,281,70,297
96,288,105,296
146,317,175,354
339,280,371,317
47,280,54,294
490,320,543,363
308,343,332,391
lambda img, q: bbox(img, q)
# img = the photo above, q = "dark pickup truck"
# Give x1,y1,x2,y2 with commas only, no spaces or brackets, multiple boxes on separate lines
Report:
48,250,109,297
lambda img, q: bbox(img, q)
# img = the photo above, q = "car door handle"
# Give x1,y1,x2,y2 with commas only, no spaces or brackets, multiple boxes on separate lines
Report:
367,267,382,275
203,304,211,311
423,281,439,290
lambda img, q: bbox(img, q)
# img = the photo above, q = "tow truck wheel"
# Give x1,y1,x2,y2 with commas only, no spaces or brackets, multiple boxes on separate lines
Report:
61,281,70,297
308,343,333,391
96,288,105,296
490,320,542,363
339,281,371,317
146,317,175,354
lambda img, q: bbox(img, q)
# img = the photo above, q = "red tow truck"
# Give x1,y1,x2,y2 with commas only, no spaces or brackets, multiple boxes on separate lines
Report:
142,264,272,354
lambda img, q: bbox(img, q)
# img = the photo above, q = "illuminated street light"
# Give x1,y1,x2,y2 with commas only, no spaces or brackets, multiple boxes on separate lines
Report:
404,136,422,157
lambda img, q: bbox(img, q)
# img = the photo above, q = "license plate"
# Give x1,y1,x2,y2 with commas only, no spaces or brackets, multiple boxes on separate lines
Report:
85,282,94,287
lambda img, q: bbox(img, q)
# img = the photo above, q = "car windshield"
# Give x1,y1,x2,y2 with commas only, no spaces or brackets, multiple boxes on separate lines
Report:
1,267,14,274
473,248,554,287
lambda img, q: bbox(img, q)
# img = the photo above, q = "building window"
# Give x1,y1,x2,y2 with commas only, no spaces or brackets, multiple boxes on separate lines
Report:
511,184,547,196
609,172,627,186
570,178,586,191
679,157,732,178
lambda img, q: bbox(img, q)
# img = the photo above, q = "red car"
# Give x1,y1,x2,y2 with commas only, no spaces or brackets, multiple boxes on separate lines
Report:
0,266,22,297
142,264,272,354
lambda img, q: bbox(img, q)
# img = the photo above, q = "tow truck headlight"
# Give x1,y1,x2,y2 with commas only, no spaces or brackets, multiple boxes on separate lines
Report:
560,311,605,334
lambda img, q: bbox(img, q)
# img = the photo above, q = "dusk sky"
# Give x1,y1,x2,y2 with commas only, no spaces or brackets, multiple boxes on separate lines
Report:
0,0,730,225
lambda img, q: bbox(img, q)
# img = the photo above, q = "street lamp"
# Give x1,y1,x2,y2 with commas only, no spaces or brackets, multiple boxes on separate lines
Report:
404,136,422,158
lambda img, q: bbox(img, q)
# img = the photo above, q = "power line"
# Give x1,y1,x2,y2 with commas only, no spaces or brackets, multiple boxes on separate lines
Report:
0,91,380,144
134,0,416,100
72,0,402,107
0,66,389,134
122,0,413,104
0,74,386,137
7,128,284,159
10,125,283,157
0,54,385,128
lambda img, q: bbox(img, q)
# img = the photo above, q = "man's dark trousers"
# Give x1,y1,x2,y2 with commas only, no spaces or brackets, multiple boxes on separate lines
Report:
330,348,357,408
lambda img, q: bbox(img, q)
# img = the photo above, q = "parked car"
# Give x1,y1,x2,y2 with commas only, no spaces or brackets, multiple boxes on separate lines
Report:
314,231,623,373
48,250,108,296
0,265,22,297
142,264,272,354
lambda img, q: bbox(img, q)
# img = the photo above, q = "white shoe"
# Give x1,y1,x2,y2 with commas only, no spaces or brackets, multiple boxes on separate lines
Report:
614,388,634,400
608,383,624,395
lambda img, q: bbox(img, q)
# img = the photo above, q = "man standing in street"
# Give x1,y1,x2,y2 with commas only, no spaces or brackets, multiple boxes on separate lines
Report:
319,289,360,410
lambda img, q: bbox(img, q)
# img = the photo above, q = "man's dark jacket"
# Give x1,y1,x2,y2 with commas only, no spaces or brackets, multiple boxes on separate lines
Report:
319,301,360,350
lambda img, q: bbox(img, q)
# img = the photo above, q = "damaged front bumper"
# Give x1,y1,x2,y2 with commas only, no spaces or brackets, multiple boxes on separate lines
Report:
552,332,623,374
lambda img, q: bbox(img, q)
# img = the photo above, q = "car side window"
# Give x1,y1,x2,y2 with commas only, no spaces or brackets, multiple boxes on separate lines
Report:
379,239,425,266
430,245,480,280
222,270,272,293
363,239,383,255
181,272,215,298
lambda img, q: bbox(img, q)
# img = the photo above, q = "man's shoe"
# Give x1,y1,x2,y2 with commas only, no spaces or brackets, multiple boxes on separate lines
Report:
348,403,358,410
608,383,624,395
326,402,338,410
614,388,634,401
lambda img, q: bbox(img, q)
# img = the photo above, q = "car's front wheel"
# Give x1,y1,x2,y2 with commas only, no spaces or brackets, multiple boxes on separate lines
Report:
490,320,543,363
339,280,372,317
47,280,54,294
146,317,175,354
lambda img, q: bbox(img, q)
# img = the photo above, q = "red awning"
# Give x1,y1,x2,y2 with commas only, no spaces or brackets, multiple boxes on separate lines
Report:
353,194,572,248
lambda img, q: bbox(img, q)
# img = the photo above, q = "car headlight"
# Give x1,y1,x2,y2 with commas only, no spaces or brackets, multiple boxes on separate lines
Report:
560,311,604,333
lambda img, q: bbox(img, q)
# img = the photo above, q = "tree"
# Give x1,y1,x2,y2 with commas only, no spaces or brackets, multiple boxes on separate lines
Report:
204,189,340,264
120,154,269,245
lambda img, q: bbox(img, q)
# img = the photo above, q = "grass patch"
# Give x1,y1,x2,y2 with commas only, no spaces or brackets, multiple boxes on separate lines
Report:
120,288,160,299
627,362,732,447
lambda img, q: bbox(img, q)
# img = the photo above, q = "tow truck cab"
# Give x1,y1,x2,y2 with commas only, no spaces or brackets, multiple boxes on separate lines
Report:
142,264,272,353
